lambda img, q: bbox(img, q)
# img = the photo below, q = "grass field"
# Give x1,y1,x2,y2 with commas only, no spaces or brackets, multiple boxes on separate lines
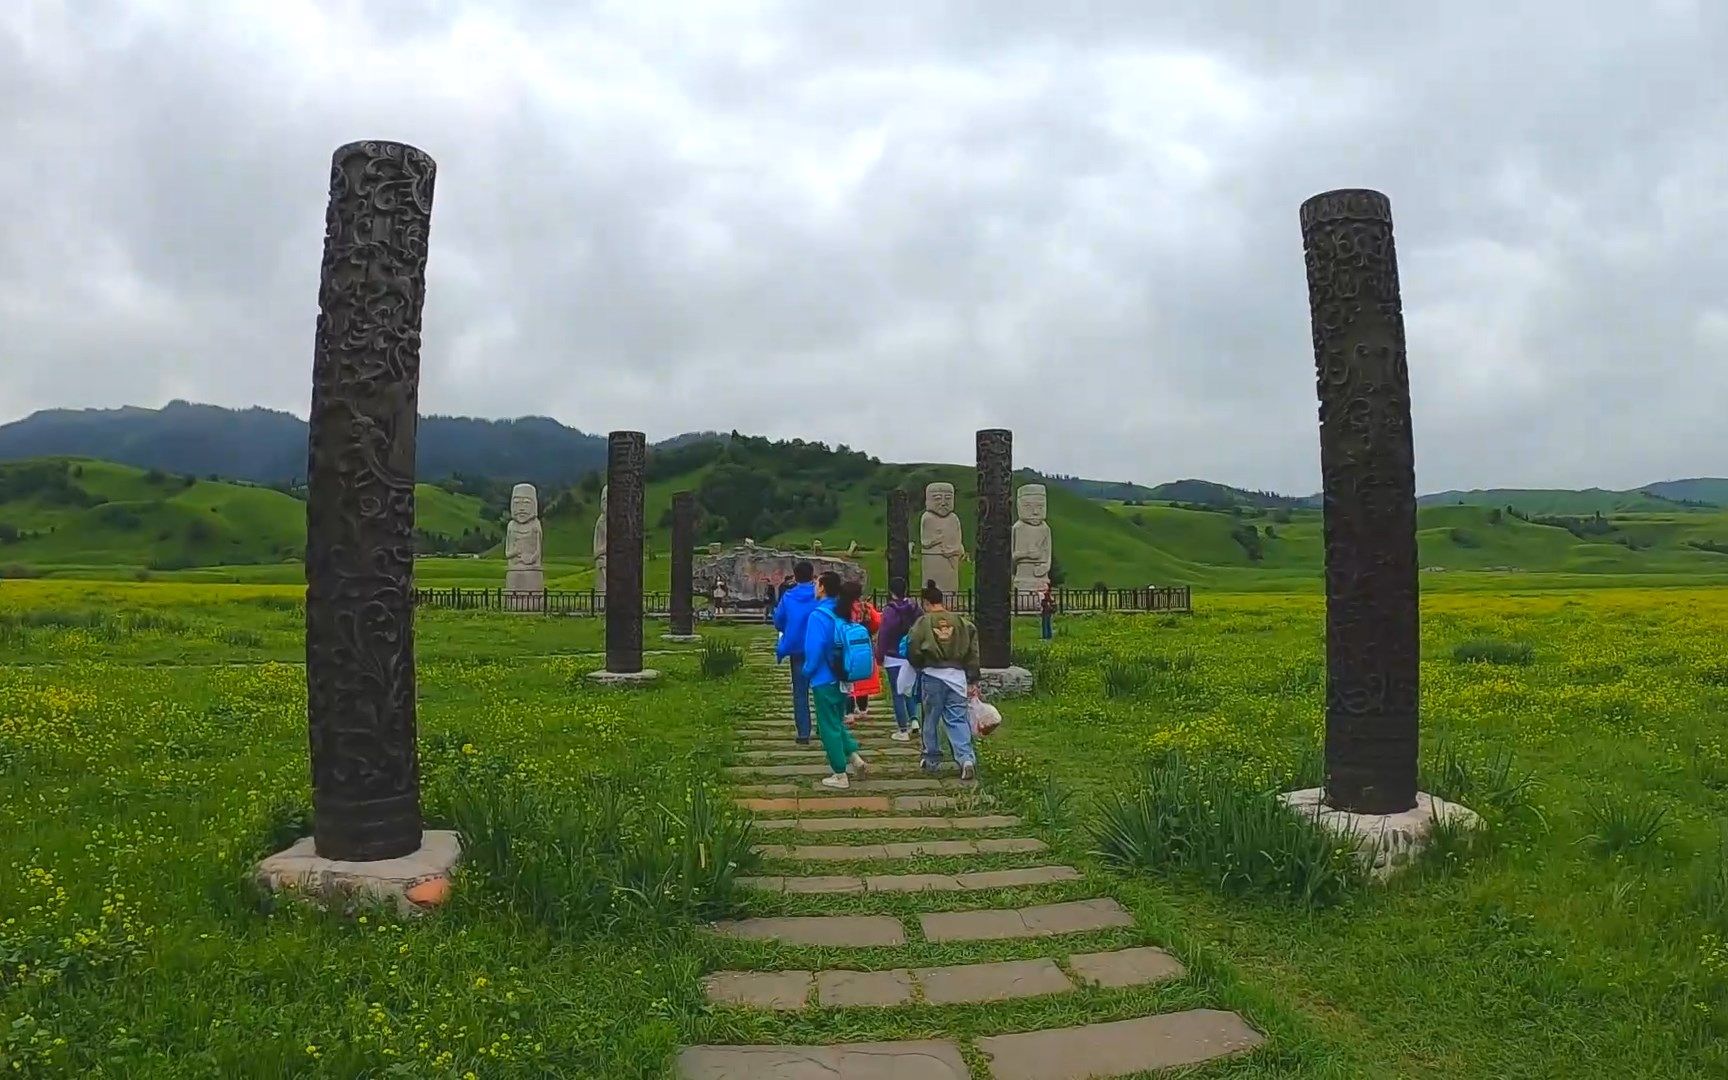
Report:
2,581,1725,1076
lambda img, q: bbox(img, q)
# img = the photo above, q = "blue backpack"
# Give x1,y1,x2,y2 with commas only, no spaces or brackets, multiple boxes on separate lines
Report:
829,612,876,682
896,633,910,659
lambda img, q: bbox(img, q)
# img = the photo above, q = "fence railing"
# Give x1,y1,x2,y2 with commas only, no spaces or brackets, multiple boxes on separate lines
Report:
413,585,1191,616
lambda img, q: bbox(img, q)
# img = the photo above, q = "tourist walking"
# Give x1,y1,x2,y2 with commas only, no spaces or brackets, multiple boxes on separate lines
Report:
801,572,869,789
876,577,923,741
1040,584,1056,641
844,593,882,722
906,579,981,780
772,561,819,744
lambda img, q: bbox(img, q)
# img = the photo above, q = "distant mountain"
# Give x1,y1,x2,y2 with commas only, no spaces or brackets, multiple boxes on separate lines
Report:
1042,474,1161,502
1143,479,1308,510
1418,485,1725,514
1639,478,1728,507
0,402,615,488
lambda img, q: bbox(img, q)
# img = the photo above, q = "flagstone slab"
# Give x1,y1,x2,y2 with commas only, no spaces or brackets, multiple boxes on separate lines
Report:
701,970,811,1010
891,795,973,812
737,746,921,759
1068,946,1187,988
753,815,1021,834
973,837,1051,854
975,1009,1265,1079
752,836,1048,861
919,899,1133,943
954,865,1082,889
737,874,868,894
711,915,907,946
677,1040,968,1079
737,797,893,813
816,968,915,1007
914,957,1073,1005
726,763,932,778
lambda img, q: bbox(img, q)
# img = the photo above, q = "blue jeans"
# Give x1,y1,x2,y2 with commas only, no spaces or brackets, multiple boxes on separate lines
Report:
887,663,917,732
1041,612,1053,640
788,658,812,740
919,672,975,769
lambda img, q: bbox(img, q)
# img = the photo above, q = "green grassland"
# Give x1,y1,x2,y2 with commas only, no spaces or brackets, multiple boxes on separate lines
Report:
2,582,1725,1076
6,455,1728,593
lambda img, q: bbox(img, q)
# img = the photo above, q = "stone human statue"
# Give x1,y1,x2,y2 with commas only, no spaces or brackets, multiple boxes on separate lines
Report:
1012,483,1053,602
919,482,965,594
504,483,545,594
592,484,607,595
812,539,823,555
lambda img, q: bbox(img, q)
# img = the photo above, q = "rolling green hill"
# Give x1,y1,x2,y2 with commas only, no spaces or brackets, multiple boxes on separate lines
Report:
6,451,1728,590
0,458,499,574
1418,485,1723,514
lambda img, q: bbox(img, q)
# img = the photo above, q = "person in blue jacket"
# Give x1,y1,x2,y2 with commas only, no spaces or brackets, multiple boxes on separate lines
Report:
772,560,820,743
802,572,867,789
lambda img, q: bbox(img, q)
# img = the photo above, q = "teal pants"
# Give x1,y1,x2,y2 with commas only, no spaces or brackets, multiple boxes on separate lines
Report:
813,683,860,773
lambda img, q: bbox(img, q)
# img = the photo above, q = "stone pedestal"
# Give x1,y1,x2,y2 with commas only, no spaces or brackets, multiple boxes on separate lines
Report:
1279,788,1481,880
661,633,703,643
255,830,460,915
587,668,663,685
978,666,1034,699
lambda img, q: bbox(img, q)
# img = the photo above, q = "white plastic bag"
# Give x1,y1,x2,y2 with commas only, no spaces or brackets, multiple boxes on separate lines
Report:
968,697,1002,737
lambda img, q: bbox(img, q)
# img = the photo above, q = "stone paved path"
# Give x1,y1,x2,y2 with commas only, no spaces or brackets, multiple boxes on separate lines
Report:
677,637,1266,1077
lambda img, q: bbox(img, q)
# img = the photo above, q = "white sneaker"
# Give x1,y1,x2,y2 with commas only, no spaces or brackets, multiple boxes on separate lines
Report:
910,721,921,734
820,773,850,790
848,751,869,776
890,730,911,742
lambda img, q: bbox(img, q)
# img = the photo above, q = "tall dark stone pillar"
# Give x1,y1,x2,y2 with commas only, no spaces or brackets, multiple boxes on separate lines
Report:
886,489,910,590
605,431,646,673
669,490,696,636
1301,188,1419,815
305,140,435,861
975,429,1013,669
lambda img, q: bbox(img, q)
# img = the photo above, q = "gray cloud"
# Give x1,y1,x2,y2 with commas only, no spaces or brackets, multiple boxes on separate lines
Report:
2,0,1724,494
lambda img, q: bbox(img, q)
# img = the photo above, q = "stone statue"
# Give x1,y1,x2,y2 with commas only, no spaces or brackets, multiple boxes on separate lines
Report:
812,539,823,555
592,484,607,596
919,482,964,594
504,483,545,594
1011,483,1052,600
846,540,858,556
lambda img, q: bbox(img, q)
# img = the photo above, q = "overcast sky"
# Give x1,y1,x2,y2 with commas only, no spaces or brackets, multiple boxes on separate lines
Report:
2,1,1724,494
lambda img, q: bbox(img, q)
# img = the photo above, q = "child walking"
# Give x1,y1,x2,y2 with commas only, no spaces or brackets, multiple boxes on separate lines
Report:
844,592,882,722
801,572,869,789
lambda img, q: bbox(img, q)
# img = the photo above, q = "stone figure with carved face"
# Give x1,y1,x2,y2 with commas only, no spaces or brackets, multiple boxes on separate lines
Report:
592,484,608,595
1012,483,1052,600
504,482,545,598
919,482,965,594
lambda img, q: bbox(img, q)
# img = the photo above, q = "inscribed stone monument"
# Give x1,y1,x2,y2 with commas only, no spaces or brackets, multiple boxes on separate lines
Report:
1278,187,1478,873
256,139,457,911
504,483,545,597
1011,483,1052,605
974,430,1031,697
919,482,964,594
591,433,658,683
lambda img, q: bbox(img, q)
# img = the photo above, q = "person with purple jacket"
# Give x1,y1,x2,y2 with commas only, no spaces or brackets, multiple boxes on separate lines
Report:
875,576,923,741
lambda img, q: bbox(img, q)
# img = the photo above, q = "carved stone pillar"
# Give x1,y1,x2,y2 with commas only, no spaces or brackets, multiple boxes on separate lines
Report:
1301,188,1419,815
668,490,697,638
886,489,910,590
604,431,646,673
304,140,434,862
974,429,1013,670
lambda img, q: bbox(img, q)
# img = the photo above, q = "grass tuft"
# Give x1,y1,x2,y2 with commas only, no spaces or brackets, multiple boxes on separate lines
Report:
698,639,746,679
1451,638,1535,665
1578,793,1670,856
1089,750,1363,908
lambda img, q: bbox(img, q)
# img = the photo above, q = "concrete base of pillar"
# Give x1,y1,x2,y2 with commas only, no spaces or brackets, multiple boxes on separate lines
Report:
661,634,703,643
587,668,663,685
1279,788,1482,880
254,830,461,915
978,666,1035,699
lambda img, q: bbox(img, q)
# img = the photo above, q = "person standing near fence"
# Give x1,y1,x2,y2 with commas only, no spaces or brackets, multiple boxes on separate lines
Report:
907,579,981,780
1040,584,1056,641
772,561,819,744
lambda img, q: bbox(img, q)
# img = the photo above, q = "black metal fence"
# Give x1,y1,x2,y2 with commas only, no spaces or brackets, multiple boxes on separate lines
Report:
413,585,1191,616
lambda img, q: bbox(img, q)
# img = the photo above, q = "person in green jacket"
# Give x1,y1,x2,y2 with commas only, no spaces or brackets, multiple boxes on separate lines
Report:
906,580,981,780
